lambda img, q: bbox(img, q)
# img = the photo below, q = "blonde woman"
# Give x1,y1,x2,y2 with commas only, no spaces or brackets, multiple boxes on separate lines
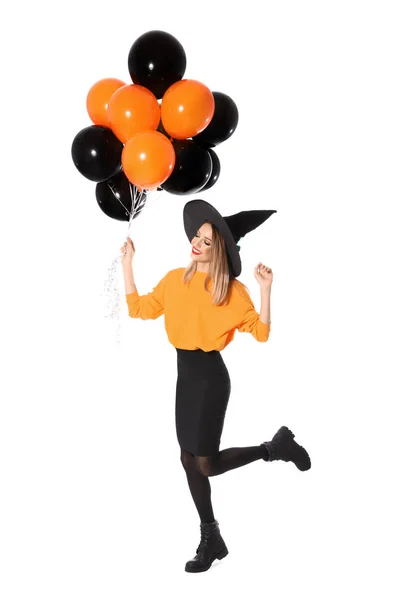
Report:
121,199,311,573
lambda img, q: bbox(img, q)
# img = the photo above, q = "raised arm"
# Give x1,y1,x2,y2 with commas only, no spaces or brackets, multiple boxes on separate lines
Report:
236,283,271,342
122,260,136,295
123,261,166,320
120,237,166,320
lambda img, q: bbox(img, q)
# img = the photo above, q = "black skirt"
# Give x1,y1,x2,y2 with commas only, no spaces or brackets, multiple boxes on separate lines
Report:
175,348,231,456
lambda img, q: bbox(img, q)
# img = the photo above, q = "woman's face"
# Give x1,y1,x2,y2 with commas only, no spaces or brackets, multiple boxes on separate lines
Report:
190,222,213,264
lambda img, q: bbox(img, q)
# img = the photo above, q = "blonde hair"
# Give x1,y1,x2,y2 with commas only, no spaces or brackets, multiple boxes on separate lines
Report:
182,222,246,306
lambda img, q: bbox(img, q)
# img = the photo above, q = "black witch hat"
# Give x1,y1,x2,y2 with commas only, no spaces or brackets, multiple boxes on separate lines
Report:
183,199,276,277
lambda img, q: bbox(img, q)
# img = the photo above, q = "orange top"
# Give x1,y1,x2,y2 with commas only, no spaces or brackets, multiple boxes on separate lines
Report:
125,267,271,352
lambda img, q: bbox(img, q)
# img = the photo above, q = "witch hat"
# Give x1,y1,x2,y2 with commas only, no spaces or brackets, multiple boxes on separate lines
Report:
183,199,276,277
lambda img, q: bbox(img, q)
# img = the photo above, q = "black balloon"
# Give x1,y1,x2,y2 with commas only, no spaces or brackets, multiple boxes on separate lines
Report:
128,30,186,99
199,149,220,191
193,92,239,148
95,171,146,221
71,125,123,182
161,140,212,195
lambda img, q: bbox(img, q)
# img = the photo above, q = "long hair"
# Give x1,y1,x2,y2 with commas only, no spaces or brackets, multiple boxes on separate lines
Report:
182,222,241,306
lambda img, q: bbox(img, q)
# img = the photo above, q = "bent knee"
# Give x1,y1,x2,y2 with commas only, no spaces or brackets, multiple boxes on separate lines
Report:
195,456,214,477
180,448,195,471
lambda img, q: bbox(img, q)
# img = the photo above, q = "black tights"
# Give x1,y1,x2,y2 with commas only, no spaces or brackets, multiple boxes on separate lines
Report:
180,445,268,523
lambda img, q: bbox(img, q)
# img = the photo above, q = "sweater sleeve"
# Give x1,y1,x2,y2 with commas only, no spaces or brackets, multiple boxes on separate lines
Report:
235,284,270,342
125,273,167,320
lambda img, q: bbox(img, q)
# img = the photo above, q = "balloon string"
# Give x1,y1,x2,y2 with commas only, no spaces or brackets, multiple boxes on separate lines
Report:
101,254,123,345
127,185,147,237
127,183,136,236
102,182,149,346
104,179,148,235
102,182,161,347
105,181,131,215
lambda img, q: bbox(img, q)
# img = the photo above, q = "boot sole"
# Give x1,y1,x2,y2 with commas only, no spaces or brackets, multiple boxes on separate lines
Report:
185,547,229,572
280,426,312,471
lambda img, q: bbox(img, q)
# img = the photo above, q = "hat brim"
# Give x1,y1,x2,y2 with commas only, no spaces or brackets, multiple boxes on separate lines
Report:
183,199,242,277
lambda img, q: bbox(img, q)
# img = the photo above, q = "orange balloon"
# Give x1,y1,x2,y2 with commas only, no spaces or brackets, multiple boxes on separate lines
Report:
107,85,160,143
122,131,175,189
161,79,215,139
86,78,126,126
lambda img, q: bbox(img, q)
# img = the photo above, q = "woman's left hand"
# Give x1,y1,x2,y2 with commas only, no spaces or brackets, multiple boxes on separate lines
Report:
254,263,273,288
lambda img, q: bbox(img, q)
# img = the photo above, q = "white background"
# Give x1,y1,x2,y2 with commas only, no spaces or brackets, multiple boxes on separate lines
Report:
1,0,399,598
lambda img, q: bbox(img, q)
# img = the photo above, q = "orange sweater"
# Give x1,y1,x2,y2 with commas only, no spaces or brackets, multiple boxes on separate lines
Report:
125,267,270,352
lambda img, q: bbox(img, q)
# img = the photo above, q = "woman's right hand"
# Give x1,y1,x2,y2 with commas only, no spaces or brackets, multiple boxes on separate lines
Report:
120,237,135,264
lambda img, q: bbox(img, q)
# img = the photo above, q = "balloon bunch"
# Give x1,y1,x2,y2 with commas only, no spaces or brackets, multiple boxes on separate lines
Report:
71,30,239,222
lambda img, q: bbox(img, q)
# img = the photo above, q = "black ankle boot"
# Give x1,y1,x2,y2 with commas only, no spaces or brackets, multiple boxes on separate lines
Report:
185,520,229,573
262,426,311,471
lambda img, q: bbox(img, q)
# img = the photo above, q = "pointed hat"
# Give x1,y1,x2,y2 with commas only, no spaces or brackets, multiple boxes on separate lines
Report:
183,199,276,277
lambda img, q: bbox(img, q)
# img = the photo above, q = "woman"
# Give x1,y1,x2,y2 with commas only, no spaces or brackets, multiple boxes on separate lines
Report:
121,199,311,573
